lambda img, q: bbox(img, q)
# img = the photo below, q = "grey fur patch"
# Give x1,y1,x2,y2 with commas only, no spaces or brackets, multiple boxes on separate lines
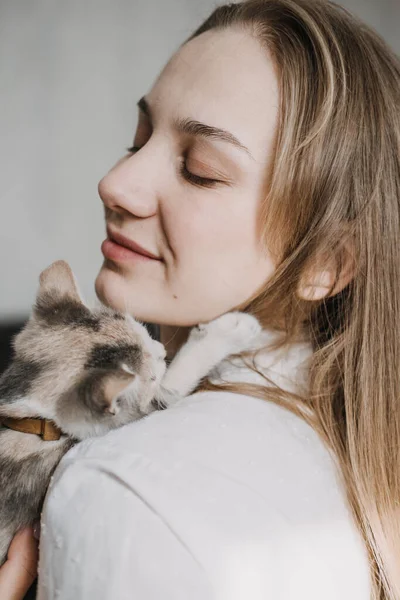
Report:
151,397,168,411
112,312,125,321
0,436,74,565
85,343,143,372
0,359,43,404
34,292,101,331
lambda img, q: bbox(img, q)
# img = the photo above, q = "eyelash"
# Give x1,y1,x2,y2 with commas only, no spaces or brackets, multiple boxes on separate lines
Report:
126,145,220,189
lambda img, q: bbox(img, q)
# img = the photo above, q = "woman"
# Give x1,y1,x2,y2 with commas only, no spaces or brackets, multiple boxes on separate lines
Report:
3,0,400,598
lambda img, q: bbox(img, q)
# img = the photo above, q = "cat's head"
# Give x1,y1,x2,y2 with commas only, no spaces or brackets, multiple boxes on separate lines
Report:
0,261,166,439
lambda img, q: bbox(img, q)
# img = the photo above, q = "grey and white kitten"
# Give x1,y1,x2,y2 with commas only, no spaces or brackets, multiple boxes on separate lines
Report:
0,260,261,565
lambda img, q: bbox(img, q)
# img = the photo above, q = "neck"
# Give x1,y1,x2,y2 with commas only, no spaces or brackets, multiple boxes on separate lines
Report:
159,325,190,360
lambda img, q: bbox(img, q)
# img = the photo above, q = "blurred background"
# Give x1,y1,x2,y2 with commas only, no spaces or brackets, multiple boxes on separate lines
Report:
1,0,399,370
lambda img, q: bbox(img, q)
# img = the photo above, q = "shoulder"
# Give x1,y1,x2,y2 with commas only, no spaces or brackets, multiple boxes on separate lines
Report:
46,390,371,599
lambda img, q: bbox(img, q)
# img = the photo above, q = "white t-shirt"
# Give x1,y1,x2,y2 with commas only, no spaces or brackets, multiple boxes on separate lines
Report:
37,332,371,600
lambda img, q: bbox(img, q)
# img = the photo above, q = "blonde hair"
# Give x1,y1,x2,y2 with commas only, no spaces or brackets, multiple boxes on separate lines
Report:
184,1,400,598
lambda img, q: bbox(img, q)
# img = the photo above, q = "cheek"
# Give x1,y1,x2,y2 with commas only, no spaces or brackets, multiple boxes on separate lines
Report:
172,201,261,273
168,202,273,309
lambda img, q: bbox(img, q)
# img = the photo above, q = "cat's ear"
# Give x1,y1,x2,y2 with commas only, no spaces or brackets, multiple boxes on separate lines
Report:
38,260,85,305
86,371,136,416
101,371,136,415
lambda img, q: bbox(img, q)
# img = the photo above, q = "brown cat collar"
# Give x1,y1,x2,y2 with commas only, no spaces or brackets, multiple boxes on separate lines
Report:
0,417,63,441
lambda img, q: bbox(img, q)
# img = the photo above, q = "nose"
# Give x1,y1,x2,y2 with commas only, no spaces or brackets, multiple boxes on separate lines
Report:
98,150,159,219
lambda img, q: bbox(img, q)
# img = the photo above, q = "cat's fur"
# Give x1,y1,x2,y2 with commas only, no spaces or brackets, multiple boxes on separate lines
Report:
0,260,261,565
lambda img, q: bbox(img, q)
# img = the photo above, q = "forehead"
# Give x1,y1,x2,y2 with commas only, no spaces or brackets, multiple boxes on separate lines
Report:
147,27,279,164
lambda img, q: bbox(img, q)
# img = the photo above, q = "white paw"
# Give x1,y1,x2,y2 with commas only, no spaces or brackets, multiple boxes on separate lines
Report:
189,312,261,353
188,322,210,341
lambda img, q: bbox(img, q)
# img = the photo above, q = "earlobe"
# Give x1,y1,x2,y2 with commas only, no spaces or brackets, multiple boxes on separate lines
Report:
298,270,335,301
297,237,356,301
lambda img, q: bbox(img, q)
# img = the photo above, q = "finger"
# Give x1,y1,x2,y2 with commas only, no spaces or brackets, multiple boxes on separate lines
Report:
0,527,39,600
7,527,39,577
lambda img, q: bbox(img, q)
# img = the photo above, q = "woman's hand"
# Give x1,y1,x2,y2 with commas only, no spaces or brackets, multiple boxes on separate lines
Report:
0,527,39,600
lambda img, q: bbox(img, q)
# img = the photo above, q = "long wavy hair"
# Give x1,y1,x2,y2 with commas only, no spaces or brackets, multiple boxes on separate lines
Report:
183,1,400,598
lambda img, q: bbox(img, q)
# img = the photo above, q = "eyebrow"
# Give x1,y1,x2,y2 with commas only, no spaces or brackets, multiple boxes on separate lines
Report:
137,96,254,161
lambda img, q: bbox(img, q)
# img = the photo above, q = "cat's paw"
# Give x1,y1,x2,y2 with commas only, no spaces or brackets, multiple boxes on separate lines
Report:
188,322,210,341
189,312,261,353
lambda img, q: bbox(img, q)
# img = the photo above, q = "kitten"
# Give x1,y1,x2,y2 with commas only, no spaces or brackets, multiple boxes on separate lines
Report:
0,260,261,565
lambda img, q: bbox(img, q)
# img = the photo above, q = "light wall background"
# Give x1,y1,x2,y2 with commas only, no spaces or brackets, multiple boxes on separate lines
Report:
1,0,399,321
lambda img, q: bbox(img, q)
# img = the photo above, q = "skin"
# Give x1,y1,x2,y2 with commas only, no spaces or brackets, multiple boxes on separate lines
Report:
95,27,280,356
0,527,38,600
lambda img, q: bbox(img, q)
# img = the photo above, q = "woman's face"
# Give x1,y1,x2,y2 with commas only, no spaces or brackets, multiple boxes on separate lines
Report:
95,27,279,326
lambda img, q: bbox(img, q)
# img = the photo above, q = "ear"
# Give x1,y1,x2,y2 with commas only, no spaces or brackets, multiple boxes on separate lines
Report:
297,236,356,301
100,371,136,415
38,260,85,305
75,367,138,417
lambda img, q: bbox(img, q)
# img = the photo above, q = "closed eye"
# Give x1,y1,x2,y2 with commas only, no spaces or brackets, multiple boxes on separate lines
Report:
126,145,221,189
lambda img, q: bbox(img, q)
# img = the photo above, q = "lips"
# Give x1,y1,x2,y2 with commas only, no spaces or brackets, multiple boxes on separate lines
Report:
106,227,162,260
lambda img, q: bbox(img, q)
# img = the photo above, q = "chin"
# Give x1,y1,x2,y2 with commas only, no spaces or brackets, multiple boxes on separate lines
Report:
95,263,139,315
94,261,169,324
95,260,220,327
